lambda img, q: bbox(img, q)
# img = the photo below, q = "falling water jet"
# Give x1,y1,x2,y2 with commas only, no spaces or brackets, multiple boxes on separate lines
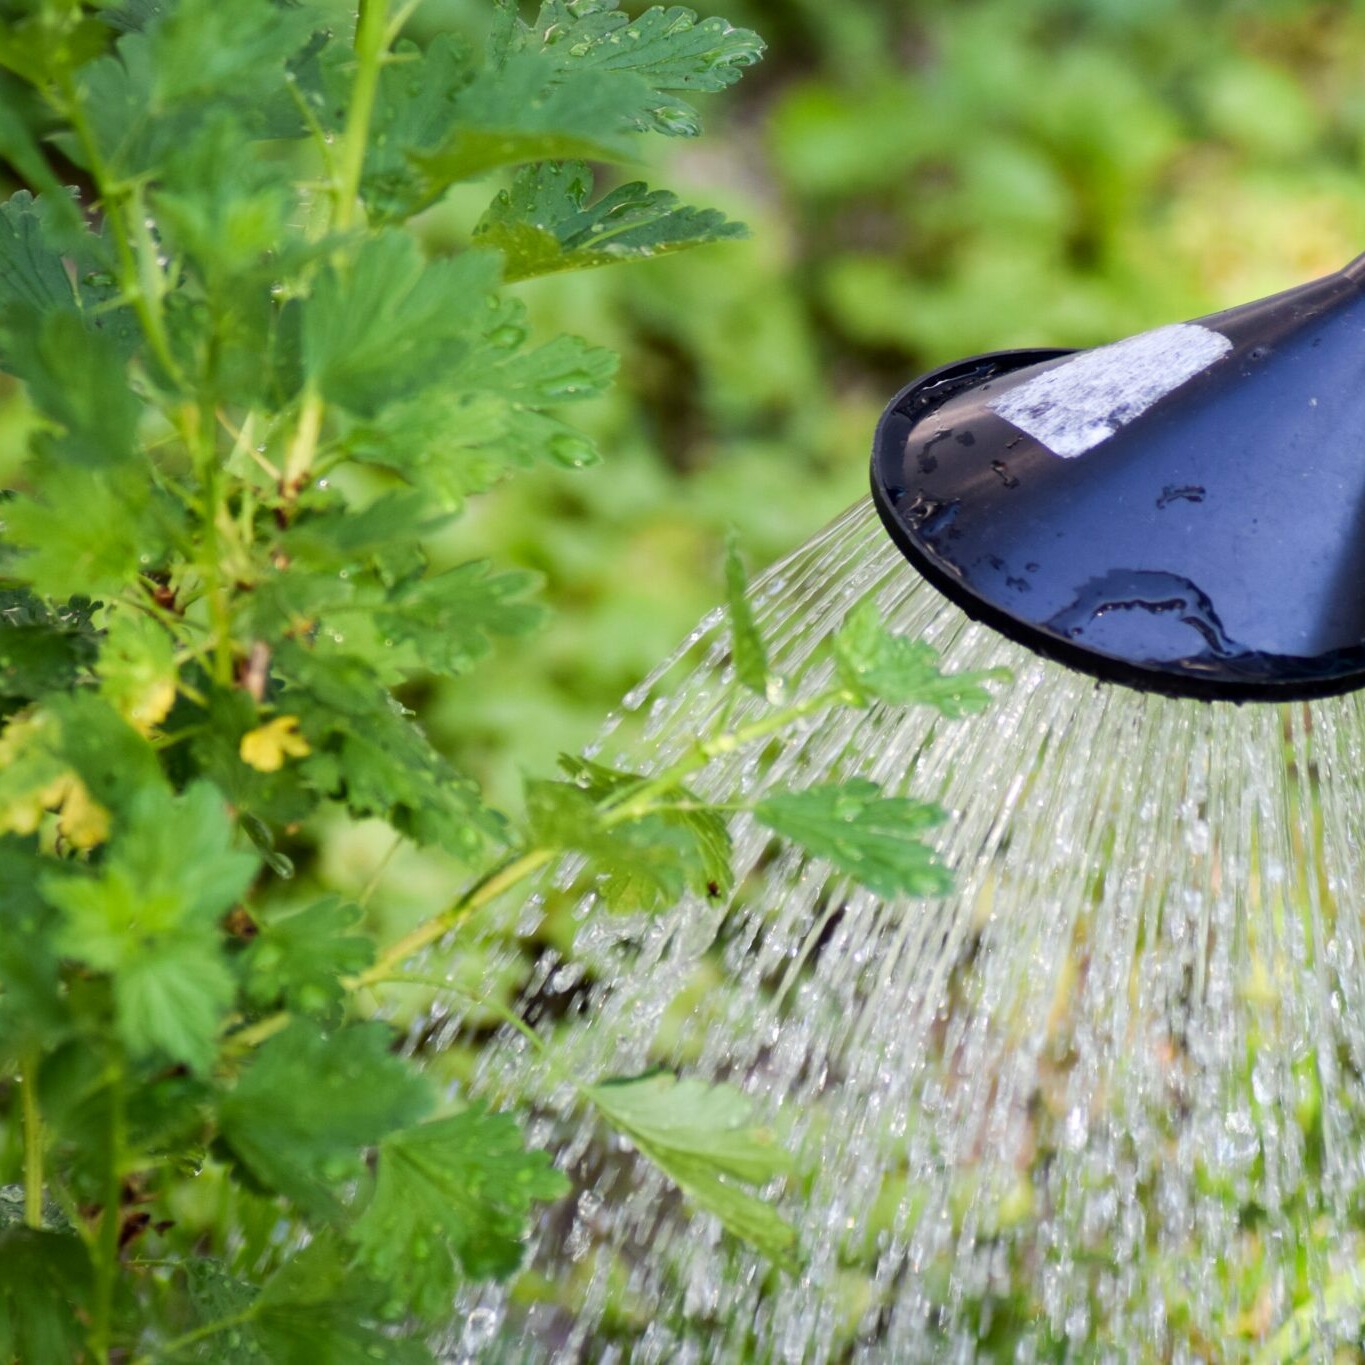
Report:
446,257,1365,1361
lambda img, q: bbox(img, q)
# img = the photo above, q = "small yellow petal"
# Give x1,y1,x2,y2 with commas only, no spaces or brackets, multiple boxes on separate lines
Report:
239,715,311,773
58,778,111,850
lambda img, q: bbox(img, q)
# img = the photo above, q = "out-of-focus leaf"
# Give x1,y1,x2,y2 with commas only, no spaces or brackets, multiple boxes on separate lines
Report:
242,899,374,1021
723,531,769,696
218,1021,432,1218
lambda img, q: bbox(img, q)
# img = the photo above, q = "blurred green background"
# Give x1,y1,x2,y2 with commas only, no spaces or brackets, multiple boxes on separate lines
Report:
409,0,1365,812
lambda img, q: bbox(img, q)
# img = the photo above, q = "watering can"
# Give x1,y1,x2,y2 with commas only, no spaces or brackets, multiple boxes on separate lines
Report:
872,254,1365,701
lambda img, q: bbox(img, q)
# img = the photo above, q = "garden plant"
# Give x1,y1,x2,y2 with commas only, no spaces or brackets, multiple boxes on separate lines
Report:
0,1,1002,1359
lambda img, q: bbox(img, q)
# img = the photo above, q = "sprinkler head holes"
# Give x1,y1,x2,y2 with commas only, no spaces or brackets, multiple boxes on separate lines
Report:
871,253,1365,702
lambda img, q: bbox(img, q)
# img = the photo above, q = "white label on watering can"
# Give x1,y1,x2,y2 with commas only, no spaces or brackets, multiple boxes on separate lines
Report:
987,323,1232,458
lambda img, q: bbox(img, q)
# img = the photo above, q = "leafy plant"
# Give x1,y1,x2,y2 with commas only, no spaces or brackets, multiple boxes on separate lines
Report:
0,0,1002,1358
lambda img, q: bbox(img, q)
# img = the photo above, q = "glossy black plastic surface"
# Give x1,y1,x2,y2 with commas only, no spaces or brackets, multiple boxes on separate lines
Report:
871,254,1365,701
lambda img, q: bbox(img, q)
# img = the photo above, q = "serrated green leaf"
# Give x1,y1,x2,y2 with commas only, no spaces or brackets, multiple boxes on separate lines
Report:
832,597,1006,716
587,1070,797,1266
724,531,769,696
0,306,141,466
351,1104,569,1322
254,1235,434,1365
0,588,100,702
476,161,747,282
146,0,322,111
276,641,505,854
517,3,764,137
754,779,950,900
411,51,645,194
527,777,693,911
358,33,476,224
177,1242,433,1364
2,464,179,600
302,232,502,417
375,561,544,679
559,753,732,898
40,781,257,1071
219,1021,433,1218
0,191,78,318
242,899,374,1021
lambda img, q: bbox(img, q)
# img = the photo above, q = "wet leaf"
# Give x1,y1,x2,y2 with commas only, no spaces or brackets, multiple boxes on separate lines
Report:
832,597,1006,716
351,1105,568,1321
587,1070,798,1267
475,161,746,283
754,779,951,899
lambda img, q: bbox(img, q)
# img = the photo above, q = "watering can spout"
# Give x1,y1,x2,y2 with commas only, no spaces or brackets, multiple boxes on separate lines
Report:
871,252,1365,702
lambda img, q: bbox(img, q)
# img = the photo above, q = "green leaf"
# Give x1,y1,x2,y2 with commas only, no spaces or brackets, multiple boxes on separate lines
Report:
374,561,545,679
831,597,1006,716
753,779,951,900
0,588,100,702
0,191,78,318
177,1244,433,1364
146,0,322,111
41,781,258,1071
517,3,765,137
559,753,733,899
410,51,646,194
218,1021,433,1218
0,1228,91,1365
253,1235,433,1365
723,531,769,696
276,641,505,855
0,841,69,1060
358,33,476,224
302,232,502,417
242,899,374,1021
586,1070,797,1266
476,161,747,282
0,306,141,466
351,1104,569,1322
2,464,179,600
526,777,694,911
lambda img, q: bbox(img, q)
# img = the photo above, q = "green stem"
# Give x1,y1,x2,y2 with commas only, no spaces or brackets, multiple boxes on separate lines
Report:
134,1306,259,1364
21,1048,42,1230
57,75,183,389
353,847,554,989
188,401,236,685
600,684,851,824
333,0,389,232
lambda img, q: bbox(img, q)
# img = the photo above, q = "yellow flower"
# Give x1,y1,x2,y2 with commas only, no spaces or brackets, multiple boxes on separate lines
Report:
56,776,110,850
239,715,311,773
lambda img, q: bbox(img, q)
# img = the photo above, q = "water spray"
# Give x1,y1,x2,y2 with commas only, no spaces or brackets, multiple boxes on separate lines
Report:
872,254,1365,701
466,259,1365,1360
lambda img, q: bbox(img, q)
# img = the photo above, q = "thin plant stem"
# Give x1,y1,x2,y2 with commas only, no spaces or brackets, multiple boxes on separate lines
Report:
21,1048,42,1229
132,1306,259,1364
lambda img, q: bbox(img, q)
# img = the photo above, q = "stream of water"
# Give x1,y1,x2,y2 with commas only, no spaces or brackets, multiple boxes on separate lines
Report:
439,498,1365,1362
